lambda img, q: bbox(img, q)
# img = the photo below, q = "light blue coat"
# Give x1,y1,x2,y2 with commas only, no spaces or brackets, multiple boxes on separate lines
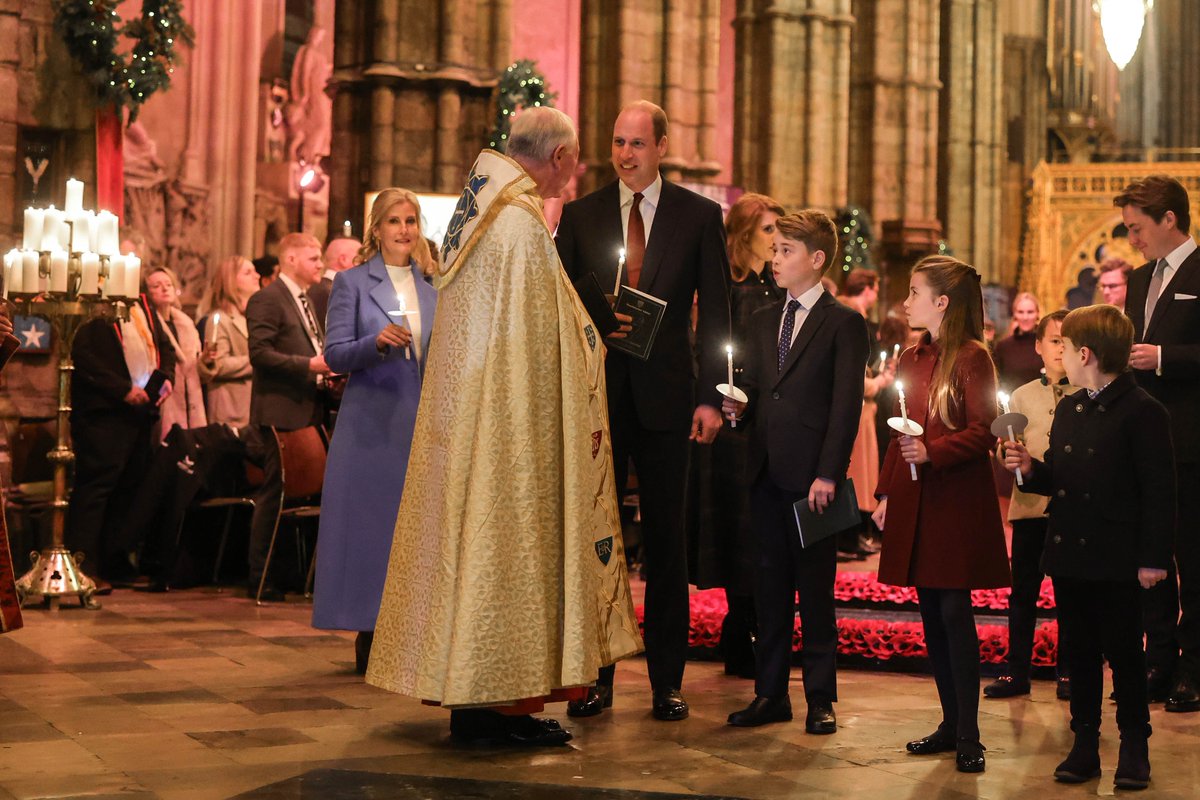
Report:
312,255,436,631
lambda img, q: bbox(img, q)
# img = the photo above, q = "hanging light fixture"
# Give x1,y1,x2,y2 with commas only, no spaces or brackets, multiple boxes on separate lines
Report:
1096,0,1153,70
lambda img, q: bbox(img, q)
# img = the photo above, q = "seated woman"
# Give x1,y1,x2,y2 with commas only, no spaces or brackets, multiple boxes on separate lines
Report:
311,188,437,673
145,267,206,439
197,256,259,428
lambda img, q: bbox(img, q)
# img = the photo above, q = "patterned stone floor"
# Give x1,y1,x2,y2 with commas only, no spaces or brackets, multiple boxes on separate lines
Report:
0,585,1198,799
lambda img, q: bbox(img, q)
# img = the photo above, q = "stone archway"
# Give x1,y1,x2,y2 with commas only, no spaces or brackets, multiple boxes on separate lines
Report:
1021,162,1200,308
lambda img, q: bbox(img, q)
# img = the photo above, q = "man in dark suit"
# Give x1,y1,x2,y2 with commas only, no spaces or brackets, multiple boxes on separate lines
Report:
722,211,868,732
246,232,330,600
556,100,731,721
1116,174,1200,712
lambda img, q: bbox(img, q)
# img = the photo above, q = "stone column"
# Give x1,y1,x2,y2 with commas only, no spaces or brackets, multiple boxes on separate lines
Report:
1153,0,1200,153
732,0,853,210
937,0,1003,281
576,0,724,194
328,0,507,233
848,0,943,308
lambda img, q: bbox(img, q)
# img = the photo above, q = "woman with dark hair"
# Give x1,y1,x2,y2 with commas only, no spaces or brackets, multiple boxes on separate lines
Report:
687,192,784,678
312,188,437,673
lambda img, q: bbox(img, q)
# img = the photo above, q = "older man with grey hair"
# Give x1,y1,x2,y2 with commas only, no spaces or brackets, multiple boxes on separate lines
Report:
365,106,643,747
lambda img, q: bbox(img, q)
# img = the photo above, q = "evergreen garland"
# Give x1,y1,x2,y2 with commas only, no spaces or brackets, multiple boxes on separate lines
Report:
53,0,195,120
488,60,557,151
835,206,875,274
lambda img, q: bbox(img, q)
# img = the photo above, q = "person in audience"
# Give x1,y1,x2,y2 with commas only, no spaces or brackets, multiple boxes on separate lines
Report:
840,269,891,560
145,267,206,439
245,232,330,601
872,256,1008,773
687,191,784,679
253,255,280,288
1004,304,1173,791
984,309,1075,702
308,236,360,327
994,291,1043,389
1117,174,1200,713
1098,256,1133,312
723,210,868,734
312,189,436,673
67,292,174,588
197,256,259,427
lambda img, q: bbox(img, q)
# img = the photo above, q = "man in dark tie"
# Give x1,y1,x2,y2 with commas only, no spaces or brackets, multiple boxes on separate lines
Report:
556,100,731,721
1116,174,1200,711
245,232,331,601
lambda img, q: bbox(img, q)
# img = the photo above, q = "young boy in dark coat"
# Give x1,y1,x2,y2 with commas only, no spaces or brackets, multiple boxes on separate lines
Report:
1005,304,1175,791
722,210,868,733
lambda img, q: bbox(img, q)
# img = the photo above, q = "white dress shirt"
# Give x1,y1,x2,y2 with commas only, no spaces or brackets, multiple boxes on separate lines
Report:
1147,237,1196,373
618,173,663,249
385,263,423,360
777,282,826,348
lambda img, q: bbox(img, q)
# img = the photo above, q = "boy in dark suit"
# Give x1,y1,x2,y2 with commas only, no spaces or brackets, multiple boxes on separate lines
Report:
723,211,868,732
1005,304,1175,791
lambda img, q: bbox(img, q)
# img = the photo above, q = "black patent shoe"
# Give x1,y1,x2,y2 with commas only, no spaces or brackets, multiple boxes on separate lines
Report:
450,710,572,747
906,727,956,755
1165,674,1200,713
956,740,986,773
505,715,573,746
566,685,613,718
651,688,689,721
983,675,1031,698
728,695,792,727
804,700,836,735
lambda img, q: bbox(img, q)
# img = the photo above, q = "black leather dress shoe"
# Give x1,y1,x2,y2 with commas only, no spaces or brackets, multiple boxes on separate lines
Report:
1165,674,1200,713
567,685,613,718
253,584,286,603
1056,676,1072,701
906,727,957,755
805,701,836,735
450,710,572,746
652,688,689,721
956,740,986,773
505,715,573,746
728,695,792,727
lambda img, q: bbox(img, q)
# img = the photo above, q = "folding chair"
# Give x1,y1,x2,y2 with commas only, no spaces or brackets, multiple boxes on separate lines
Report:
256,425,327,605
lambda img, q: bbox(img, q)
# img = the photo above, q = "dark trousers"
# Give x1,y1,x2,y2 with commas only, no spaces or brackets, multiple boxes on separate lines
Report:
750,476,839,702
66,410,154,573
244,426,283,584
917,587,981,742
1055,576,1150,737
597,383,692,692
1007,518,1068,680
1143,462,1200,677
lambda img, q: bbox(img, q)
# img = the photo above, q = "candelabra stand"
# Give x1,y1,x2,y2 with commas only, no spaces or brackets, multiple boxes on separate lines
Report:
12,250,127,611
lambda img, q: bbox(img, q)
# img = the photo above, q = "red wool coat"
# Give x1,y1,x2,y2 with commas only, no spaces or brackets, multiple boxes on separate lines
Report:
877,335,1010,590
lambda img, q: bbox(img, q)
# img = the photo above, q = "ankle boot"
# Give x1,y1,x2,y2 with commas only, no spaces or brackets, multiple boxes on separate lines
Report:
1054,723,1100,783
1114,733,1150,790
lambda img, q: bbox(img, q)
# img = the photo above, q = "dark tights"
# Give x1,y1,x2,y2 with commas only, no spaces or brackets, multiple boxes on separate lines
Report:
918,587,981,743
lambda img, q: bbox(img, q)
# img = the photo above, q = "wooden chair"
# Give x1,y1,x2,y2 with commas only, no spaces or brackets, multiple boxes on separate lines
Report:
256,425,327,605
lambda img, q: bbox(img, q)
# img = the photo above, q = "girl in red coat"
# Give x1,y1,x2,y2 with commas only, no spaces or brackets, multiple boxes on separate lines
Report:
872,256,1009,773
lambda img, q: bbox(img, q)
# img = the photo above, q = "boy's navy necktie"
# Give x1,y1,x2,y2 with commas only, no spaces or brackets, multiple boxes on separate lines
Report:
778,298,801,372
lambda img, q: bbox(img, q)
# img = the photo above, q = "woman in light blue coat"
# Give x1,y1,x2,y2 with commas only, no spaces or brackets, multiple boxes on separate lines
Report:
313,188,437,672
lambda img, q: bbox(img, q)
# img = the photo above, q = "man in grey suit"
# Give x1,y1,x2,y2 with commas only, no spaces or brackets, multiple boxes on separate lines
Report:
245,232,330,600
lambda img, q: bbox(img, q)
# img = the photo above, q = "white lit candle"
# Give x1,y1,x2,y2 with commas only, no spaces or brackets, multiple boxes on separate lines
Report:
893,343,901,361
614,248,625,295
208,311,221,346
96,211,120,257
80,252,100,296
124,255,142,297
997,391,1011,415
49,250,68,294
726,343,735,388
396,292,412,360
107,254,125,297
342,219,352,238
896,380,909,422
879,349,888,368
998,390,1024,486
23,208,44,251
21,250,39,295
40,208,64,252
64,178,85,214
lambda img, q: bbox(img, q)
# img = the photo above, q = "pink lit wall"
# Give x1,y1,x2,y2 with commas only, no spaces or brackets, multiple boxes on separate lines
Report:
509,0,581,124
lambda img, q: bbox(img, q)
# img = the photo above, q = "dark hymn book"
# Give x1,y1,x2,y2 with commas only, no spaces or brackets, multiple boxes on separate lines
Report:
571,272,620,338
606,285,667,361
793,478,861,549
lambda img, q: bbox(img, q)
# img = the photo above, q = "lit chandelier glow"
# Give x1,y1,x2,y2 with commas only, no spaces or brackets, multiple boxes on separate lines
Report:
1096,0,1152,70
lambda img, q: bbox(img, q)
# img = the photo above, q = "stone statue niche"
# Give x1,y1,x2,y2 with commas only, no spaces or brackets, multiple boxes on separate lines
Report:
287,25,333,167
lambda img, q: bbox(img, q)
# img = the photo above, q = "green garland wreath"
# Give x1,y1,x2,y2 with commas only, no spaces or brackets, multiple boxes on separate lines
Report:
488,60,558,151
53,0,195,120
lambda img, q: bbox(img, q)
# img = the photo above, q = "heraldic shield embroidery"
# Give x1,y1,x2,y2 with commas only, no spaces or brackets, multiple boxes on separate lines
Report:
441,169,490,262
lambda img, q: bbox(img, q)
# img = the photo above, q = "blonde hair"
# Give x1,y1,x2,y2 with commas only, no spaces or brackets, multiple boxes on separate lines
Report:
725,193,785,282
198,255,253,317
912,255,994,428
145,266,183,310
358,188,434,274
278,232,321,259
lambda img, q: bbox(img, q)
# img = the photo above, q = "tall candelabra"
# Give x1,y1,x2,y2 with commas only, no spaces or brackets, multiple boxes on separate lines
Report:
5,179,142,611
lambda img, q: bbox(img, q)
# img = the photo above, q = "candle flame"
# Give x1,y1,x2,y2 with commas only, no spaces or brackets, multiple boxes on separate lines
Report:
726,343,733,355
895,380,904,393
212,312,220,325
396,293,407,315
